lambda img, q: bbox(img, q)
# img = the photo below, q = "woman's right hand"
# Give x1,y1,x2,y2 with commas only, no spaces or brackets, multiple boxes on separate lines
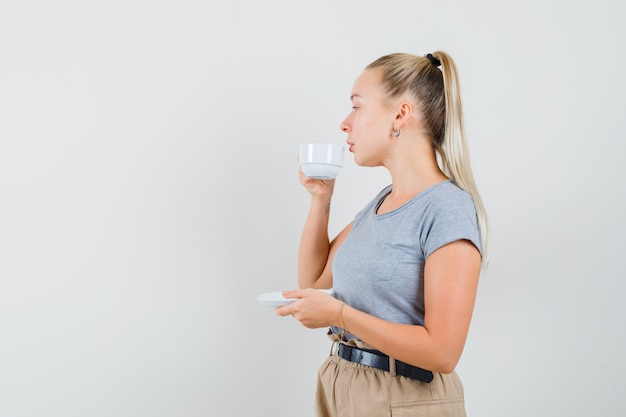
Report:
299,168,336,199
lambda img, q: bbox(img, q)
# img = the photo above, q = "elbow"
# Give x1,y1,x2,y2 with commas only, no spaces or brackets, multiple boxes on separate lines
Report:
427,350,462,375
432,361,458,375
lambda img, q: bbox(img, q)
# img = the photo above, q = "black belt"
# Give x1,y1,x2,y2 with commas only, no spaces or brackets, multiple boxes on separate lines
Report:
337,343,433,383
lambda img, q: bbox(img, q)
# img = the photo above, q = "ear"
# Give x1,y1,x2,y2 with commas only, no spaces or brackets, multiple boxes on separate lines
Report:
393,102,413,130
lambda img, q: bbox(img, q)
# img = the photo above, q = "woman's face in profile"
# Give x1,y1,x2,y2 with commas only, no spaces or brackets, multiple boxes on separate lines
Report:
340,69,395,167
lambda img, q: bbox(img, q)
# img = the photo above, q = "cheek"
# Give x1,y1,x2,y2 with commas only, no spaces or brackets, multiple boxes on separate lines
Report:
355,113,376,133
357,116,388,142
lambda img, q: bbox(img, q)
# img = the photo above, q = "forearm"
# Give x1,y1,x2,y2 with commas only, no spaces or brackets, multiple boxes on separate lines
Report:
336,305,464,374
297,197,332,288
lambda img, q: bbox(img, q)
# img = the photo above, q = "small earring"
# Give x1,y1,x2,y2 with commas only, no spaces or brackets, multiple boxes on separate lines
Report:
393,129,401,137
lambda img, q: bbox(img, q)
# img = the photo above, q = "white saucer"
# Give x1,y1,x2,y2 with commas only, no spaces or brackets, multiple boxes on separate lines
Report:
257,288,333,307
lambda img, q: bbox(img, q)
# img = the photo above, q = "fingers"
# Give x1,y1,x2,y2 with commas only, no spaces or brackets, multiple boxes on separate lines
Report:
282,289,305,299
276,289,336,326
275,304,293,317
275,290,307,316
298,168,336,194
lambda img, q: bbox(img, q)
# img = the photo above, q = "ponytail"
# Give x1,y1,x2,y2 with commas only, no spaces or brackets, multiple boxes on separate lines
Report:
433,51,490,270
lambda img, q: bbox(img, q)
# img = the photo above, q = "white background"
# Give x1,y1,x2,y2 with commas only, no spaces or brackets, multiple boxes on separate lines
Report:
1,1,625,416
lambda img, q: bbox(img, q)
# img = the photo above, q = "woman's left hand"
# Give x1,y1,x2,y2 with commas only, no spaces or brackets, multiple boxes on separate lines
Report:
275,289,341,329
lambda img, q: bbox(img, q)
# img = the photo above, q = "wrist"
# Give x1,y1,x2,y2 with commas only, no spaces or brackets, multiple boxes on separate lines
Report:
338,302,349,334
310,196,332,213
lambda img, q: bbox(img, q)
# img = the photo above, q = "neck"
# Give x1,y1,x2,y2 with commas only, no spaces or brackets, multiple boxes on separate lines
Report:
384,138,448,198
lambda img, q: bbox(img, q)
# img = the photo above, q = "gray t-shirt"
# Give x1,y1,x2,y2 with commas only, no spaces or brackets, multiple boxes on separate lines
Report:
331,180,481,337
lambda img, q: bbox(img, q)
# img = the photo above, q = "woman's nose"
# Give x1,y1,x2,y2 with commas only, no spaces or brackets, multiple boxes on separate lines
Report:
340,117,350,133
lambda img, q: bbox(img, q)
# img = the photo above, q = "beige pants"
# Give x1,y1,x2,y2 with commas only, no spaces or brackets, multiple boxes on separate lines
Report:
315,335,466,417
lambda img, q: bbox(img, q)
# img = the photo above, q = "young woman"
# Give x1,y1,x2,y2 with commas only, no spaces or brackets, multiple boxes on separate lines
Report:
276,51,490,417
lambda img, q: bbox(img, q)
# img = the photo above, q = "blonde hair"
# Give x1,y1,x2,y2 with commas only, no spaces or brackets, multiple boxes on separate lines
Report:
366,52,491,270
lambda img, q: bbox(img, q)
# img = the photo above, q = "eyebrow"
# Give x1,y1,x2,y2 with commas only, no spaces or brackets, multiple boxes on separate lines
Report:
350,94,362,100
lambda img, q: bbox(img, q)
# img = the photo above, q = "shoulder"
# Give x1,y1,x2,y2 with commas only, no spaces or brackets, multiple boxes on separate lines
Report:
425,181,475,213
431,180,472,199
421,181,481,257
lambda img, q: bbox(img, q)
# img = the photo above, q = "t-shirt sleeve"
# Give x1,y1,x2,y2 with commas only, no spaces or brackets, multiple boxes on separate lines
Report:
422,191,482,259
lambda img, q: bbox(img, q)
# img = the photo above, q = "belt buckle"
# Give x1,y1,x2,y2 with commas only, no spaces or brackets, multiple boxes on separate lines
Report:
331,341,340,356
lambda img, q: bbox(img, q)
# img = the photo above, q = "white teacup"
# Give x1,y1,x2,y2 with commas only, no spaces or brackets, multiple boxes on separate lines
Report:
299,143,345,179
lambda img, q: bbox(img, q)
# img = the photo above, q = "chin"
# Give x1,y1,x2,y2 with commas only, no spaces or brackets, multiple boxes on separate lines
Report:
354,155,378,168
353,155,366,167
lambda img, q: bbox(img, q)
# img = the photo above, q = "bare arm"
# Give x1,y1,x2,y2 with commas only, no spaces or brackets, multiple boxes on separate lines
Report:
335,240,480,373
299,222,351,289
296,169,351,289
281,239,481,374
